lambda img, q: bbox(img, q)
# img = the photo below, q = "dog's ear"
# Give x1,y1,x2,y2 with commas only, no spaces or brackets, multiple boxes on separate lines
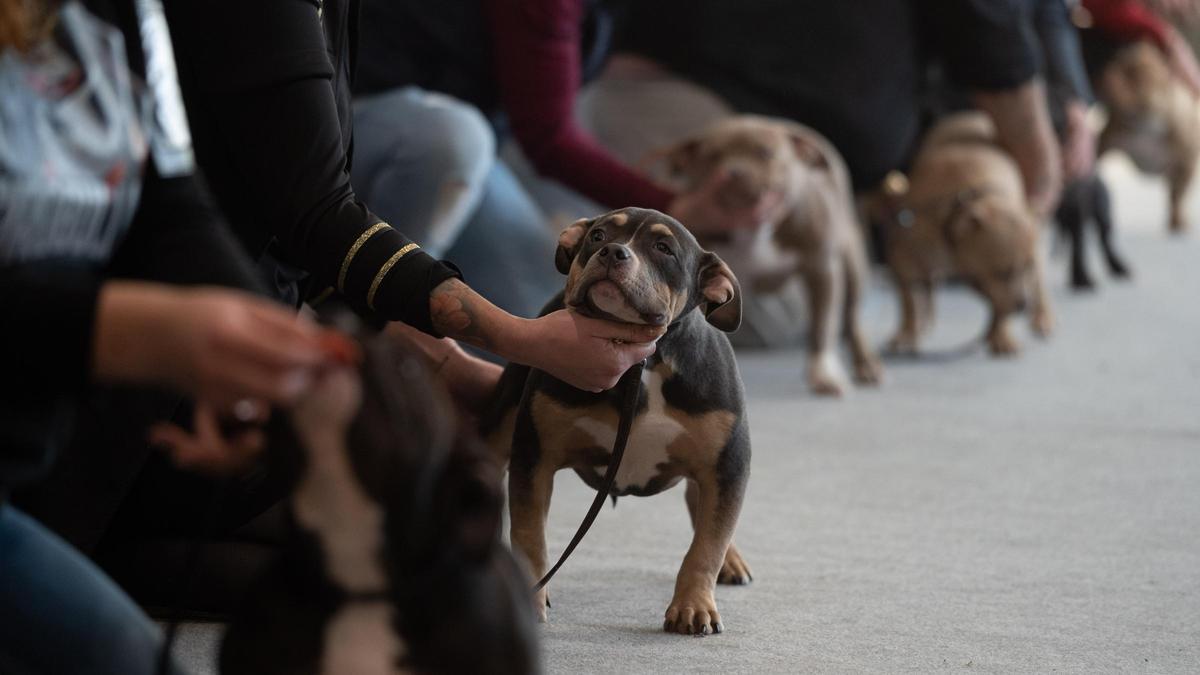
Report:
788,131,830,170
555,217,591,274
697,252,742,332
946,202,987,244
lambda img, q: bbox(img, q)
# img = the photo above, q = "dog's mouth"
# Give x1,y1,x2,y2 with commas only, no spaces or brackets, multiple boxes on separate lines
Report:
571,277,670,326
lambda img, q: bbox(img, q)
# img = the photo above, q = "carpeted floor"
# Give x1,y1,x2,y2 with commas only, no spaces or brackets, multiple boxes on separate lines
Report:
174,158,1200,673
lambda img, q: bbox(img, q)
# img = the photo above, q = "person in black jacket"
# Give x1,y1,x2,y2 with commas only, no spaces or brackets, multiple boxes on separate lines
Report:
0,0,336,672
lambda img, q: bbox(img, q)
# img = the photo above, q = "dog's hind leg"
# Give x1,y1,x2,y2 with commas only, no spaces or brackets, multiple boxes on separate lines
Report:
801,253,848,396
886,272,923,355
1030,244,1055,338
685,481,751,585
1090,176,1131,278
1168,160,1194,234
841,235,883,386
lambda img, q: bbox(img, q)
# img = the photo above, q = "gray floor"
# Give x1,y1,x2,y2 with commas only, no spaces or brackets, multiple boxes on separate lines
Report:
176,159,1200,673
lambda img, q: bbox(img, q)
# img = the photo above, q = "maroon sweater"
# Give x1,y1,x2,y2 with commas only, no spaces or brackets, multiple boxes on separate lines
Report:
485,0,674,211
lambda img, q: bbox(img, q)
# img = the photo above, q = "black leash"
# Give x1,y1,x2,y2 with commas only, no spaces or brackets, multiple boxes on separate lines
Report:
532,359,645,593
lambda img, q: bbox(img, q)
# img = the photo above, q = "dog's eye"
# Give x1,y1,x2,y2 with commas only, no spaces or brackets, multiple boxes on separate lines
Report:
590,229,606,243
655,241,674,256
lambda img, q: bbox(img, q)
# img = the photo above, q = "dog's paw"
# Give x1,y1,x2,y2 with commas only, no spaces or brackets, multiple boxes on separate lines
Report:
663,591,722,635
718,544,753,585
853,355,884,386
1169,215,1189,235
885,332,919,355
1069,273,1095,291
809,375,845,397
534,589,550,623
1031,310,1054,338
1109,258,1131,279
987,330,1020,356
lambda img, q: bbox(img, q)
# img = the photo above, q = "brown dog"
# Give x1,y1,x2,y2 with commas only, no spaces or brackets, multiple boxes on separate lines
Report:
661,116,883,396
881,112,1053,356
1098,41,1200,233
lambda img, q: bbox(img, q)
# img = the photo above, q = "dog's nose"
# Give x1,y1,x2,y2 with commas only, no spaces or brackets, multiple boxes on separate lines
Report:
597,243,632,265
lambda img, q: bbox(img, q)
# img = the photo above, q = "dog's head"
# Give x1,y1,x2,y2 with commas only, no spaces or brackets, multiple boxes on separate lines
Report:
555,207,741,332
1104,42,1175,117
658,116,827,218
255,334,538,675
941,193,1039,315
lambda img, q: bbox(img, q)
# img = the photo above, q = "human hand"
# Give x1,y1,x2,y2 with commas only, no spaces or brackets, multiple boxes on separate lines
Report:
668,169,786,237
148,400,268,475
1061,100,1097,180
93,282,329,408
508,309,664,392
1164,26,1200,96
386,321,503,415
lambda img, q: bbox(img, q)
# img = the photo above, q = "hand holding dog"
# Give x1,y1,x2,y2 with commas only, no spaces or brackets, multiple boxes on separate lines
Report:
669,168,786,236
514,309,663,392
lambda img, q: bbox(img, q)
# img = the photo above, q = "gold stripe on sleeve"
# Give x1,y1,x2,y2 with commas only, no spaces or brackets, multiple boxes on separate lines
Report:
337,222,391,292
366,242,420,310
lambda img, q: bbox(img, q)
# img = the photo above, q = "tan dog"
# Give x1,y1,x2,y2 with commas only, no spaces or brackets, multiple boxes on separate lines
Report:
661,116,883,396
882,112,1053,356
1098,41,1200,233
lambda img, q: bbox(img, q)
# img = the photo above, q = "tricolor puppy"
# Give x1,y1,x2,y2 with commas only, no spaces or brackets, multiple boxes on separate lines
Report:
1097,41,1199,234
222,337,537,675
661,115,883,396
483,207,752,636
881,112,1053,356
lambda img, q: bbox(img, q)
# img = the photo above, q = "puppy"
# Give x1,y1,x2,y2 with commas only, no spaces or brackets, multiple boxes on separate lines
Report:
221,337,537,675
660,115,883,396
1054,174,1131,290
482,207,752,635
1097,41,1200,233
881,112,1053,356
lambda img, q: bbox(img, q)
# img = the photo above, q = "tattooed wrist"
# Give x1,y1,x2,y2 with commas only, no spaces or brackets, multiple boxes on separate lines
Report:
429,279,498,352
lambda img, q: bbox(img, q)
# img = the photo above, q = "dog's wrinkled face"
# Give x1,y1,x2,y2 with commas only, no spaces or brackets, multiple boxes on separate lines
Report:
943,197,1038,314
665,117,821,215
556,207,742,332
1106,42,1174,117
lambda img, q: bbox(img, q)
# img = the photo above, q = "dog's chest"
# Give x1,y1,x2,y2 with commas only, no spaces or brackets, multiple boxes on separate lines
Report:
534,365,735,496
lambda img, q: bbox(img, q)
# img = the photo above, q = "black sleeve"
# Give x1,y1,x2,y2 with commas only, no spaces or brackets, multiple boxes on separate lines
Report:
162,0,461,335
107,166,268,291
917,0,1041,90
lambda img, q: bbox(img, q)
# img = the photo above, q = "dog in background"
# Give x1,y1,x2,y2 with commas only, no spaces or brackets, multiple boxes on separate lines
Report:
484,208,752,636
656,116,883,396
1097,41,1200,233
1054,173,1131,290
880,112,1054,356
221,336,537,675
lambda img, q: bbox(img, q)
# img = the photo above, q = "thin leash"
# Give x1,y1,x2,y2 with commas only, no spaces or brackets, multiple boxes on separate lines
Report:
532,359,645,593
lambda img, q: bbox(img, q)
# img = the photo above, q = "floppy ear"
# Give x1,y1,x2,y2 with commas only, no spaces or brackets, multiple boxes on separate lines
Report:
788,131,830,170
555,217,591,274
697,253,742,332
946,202,986,245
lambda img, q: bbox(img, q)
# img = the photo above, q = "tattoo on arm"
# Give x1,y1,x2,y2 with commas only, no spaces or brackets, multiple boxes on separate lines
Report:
430,279,495,350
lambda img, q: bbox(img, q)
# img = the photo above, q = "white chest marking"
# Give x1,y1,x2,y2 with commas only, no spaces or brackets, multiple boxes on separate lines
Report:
320,603,406,675
292,432,389,593
573,368,684,490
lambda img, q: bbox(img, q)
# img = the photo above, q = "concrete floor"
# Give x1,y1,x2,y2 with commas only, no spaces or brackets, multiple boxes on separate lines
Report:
176,158,1200,673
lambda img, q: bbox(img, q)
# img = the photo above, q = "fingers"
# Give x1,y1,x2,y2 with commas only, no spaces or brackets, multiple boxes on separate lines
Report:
577,313,666,344
148,404,265,474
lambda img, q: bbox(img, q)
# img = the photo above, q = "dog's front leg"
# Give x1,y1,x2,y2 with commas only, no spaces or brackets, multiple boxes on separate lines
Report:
508,463,556,621
802,253,847,396
986,307,1019,355
1168,160,1194,233
886,274,922,354
1029,247,1054,338
685,481,751,585
665,474,744,635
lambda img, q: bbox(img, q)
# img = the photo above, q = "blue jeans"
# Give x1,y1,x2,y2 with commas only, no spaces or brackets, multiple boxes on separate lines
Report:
0,505,183,675
352,86,495,257
352,86,560,319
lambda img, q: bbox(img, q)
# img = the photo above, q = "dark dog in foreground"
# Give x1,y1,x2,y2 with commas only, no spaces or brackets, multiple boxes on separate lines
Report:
1055,174,1131,290
483,207,752,636
221,337,537,675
